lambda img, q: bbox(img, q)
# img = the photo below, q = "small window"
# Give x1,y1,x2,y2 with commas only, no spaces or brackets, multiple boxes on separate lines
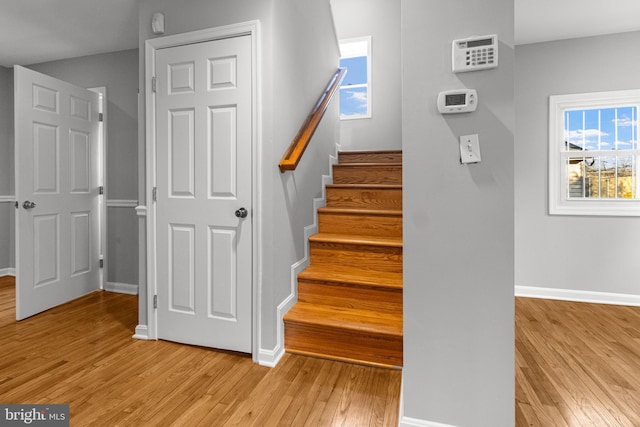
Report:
339,36,371,120
549,90,640,216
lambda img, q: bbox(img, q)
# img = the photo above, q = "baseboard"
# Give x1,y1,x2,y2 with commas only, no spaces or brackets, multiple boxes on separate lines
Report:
105,282,139,295
399,372,460,427
0,268,15,277
400,418,458,427
266,144,341,368
515,285,640,306
132,325,150,340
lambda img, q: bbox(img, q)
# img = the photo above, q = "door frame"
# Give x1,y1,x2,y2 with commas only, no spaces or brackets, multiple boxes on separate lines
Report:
144,21,262,361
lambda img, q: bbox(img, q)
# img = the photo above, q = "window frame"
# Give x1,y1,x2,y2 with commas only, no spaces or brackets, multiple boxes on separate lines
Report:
338,36,372,120
549,89,640,216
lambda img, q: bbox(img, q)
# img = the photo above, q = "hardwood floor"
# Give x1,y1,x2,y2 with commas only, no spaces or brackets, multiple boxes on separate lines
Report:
3,277,639,426
516,297,640,426
0,279,401,426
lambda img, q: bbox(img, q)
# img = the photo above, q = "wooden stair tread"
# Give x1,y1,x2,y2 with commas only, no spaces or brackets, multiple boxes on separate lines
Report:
334,162,402,167
284,302,402,337
317,207,402,216
298,265,402,289
327,184,402,189
309,233,402,247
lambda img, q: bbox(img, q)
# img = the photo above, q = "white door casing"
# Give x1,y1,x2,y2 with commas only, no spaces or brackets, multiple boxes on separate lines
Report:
15,66,101,320
151,32,254,353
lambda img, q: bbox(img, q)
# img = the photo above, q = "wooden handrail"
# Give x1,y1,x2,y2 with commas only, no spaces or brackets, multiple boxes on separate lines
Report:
279,67,347,173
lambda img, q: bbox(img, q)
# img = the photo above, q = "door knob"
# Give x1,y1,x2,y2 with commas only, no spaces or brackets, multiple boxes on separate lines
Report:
22,201,36,210
235,207,248,218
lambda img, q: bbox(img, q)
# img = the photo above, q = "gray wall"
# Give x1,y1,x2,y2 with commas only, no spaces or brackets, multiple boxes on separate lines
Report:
331,0,402,151
0,65,14,271
515,31,640,297
138,0,340,358
401,0,515,425
29,49,140,286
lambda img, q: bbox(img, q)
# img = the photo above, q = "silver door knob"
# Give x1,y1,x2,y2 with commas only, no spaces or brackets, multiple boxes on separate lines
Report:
22,201,36,210
235,207,248,218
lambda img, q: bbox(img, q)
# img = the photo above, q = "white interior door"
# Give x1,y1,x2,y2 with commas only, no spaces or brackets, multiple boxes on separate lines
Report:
14,66,101,320
155,35,252,353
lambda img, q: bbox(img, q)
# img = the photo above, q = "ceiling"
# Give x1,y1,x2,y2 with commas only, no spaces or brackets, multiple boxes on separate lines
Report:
515,0,640,45
0,1,639,67
0,0,139,67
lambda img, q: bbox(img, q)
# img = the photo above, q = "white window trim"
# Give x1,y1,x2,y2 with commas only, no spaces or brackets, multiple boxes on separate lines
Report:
549,89,640,216
339,36,372,120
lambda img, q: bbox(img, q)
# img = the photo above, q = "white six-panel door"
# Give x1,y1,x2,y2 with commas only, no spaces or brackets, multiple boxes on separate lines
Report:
14,66,100,320
154,35,252,353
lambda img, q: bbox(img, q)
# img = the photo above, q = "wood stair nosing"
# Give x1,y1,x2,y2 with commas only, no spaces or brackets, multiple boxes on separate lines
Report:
308,233,402,248
297,265,402,290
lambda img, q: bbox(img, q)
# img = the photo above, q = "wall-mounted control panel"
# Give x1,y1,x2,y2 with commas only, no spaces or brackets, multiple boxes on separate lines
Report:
437,89,477,114
452,34,498,73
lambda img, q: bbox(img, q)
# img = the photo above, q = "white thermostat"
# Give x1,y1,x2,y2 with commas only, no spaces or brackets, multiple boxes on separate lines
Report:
437,89,477,114
452,34,498,73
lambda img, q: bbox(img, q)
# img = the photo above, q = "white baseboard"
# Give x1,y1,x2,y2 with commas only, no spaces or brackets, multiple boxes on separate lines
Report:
105,282,139,295
515,285,640,306
132,325,150,340
0,268,15,277
264,144,341,368
400,418,458,427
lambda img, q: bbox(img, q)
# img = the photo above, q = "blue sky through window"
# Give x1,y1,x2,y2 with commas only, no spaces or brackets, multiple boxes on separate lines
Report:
565,106,638,151
339,37,370,119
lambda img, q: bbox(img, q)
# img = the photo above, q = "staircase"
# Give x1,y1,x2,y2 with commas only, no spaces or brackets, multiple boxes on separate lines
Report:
284,150,403,367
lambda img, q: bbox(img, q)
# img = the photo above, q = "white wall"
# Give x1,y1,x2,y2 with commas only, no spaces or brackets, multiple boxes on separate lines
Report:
515,31,640,300
331,0,402,151
29,49,140,286
401,0,515,425
137,0,340,361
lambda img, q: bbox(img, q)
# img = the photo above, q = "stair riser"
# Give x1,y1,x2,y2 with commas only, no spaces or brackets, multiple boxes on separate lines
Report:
339,151,402,164
298,280,402,313
285,321,403,367
318,212,402,238
326,187,402,210
333,165,402,185
310,242,402,273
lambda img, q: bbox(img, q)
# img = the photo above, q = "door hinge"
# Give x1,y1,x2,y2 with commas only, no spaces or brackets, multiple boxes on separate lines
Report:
152,187,157,202
99,112,104,122
152,77,157,93
99,186,104,195
99,259,104,268
153,295,158,309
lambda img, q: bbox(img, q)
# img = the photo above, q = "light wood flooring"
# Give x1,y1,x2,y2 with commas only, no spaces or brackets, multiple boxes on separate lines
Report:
2,277,639,426
516,297,640,426
0,278,400,426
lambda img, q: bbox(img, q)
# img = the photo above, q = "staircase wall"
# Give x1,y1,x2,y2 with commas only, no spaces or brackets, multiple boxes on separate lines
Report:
330,0,402,151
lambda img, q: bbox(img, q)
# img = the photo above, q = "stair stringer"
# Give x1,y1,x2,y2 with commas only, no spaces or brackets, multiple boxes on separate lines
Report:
258,144,341,367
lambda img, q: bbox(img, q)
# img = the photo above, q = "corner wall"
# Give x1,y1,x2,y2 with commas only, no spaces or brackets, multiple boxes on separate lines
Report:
401,0,515,425
515,31,640,302
331,0,402,151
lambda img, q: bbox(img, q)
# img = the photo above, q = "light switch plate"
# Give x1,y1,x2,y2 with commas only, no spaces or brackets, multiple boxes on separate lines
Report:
459,134,481,164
